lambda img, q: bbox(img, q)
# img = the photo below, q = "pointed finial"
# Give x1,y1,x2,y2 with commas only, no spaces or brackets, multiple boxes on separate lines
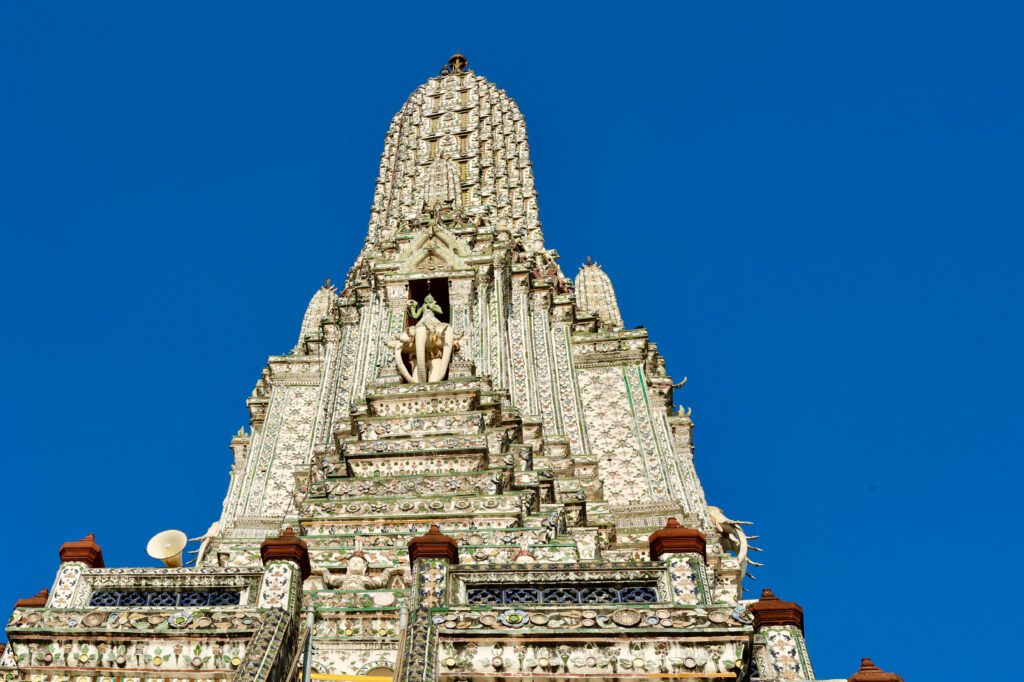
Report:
442,53,468,75
849,658,903,682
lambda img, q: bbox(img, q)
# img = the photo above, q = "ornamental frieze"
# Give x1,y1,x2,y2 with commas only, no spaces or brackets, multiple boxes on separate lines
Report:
341,433,494,456
316,469,504,499
3,636,251,674
301,491,533,519
433,604,746,633
354,412,488,440
7,607,263,634
437,636,748,678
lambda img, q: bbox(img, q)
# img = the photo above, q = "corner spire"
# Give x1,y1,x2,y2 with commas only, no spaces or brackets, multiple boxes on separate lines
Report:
576,259,624,330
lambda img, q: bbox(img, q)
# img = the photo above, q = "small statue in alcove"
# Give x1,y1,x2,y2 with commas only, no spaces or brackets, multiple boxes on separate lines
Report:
386,294,462,383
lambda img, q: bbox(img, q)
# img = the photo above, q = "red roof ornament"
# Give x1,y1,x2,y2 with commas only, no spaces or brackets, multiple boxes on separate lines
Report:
260,527,311,580
408,524,459,564
648,517,707,561
749,588,805,633
58,533,104,567
849,658,903,682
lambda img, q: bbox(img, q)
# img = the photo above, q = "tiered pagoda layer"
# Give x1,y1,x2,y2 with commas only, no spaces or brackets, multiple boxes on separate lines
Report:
1,55,899,682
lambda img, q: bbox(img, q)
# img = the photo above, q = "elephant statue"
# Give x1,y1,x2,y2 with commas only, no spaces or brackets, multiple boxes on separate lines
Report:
708,505,763,581
385,295,461,383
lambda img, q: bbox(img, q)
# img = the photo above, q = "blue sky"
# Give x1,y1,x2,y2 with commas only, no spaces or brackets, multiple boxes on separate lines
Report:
1,3,1021,679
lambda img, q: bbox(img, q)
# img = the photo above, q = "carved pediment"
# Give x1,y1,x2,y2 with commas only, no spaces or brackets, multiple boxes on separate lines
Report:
396,228,471,274
415,249,451,273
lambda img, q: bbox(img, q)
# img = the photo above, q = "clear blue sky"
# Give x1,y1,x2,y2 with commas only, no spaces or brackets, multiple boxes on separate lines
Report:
1,3,1020,679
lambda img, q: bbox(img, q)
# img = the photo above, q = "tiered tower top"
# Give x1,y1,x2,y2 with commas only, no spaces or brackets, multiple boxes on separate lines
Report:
364,54,542,254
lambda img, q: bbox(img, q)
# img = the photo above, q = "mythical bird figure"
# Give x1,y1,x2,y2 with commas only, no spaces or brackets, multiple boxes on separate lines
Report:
386,295,461,383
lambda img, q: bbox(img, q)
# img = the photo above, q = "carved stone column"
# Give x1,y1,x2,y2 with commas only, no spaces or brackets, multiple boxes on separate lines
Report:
474,267,492,376
648,518,710,605
407,524,459,609
258,528,310,613
397,525,460,682
448,275,474,367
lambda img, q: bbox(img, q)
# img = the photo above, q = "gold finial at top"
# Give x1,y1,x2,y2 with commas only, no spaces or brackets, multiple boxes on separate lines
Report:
441,53,468,75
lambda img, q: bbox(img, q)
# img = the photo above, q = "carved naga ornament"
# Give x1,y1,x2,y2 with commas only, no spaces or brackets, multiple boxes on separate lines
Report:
386,294,462,383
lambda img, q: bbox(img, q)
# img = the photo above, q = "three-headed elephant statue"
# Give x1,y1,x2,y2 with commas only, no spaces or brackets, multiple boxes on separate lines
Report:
385,295,462,383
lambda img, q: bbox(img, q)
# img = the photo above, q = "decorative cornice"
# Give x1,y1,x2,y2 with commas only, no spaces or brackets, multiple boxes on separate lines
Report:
59,533,104,567
749,588,804,633
648,517,707,560
408,524,460,564
260,528,311,580
849,658,903,682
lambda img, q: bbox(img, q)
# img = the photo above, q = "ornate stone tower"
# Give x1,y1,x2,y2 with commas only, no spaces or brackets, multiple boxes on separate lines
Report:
1,55,900,682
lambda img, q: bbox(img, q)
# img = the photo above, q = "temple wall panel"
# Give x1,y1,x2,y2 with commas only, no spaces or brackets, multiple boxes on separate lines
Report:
577,364,656,505
622,366,675,502
240,381,320,518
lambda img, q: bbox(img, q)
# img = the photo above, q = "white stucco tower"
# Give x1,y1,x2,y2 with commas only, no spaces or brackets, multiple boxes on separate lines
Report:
1,55,898,682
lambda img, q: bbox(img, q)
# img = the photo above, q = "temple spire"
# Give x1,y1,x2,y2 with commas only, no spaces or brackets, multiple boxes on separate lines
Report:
361,56,541,258
576,259,624,329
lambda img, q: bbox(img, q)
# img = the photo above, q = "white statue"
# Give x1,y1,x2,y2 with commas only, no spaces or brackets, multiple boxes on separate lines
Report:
386,295,461,383
314,552,410,590
188,520,222,565
708,505,763,580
